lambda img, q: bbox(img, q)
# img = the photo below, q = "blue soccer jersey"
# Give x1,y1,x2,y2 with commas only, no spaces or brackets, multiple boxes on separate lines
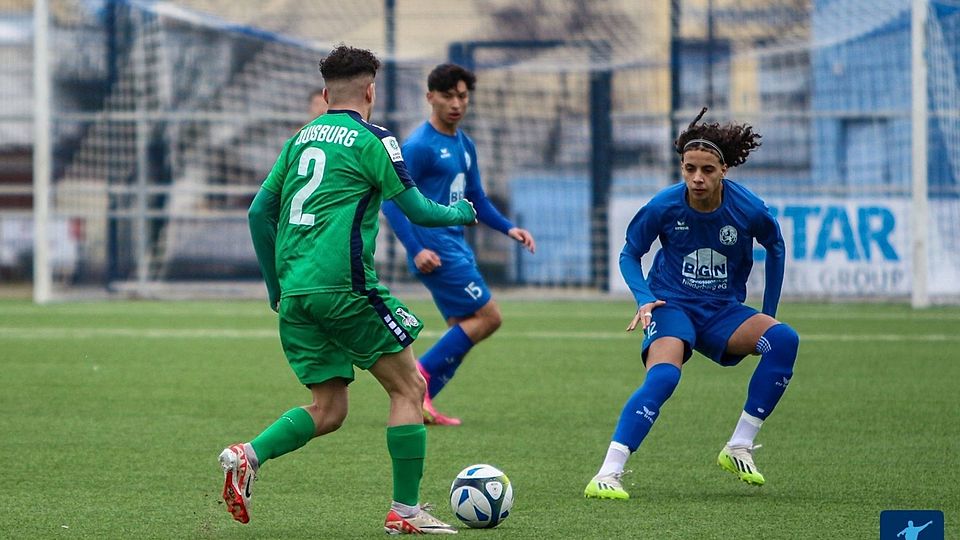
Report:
382,121,513,265
621,179,785,317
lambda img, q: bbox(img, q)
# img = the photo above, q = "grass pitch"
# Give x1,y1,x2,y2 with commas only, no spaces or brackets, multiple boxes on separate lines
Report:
0,298,957,539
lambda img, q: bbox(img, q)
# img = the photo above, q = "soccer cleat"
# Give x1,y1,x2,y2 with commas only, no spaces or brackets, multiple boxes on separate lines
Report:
422,392,462,426
384,506,458,535
583,471,630,500
219,444,257,523
418,363,461,426
718,444,765,486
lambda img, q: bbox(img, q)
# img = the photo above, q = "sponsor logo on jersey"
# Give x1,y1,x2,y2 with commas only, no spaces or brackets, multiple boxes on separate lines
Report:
449,174,466,205
681,248,729,290
440,147,452,159
380,136,403,162
720,225,738,245
675,219,688,231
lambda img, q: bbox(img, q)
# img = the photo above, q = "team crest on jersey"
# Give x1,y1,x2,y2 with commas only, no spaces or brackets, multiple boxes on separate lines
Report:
395,307,420,328
382,136,403,162
719,225,738,245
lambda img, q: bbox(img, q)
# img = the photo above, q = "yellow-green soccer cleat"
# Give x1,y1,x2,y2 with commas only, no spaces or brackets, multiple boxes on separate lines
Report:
584,472,630,500
718,444,765,486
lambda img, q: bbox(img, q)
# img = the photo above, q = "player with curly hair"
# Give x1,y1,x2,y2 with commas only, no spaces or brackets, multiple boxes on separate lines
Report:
584,107,799,500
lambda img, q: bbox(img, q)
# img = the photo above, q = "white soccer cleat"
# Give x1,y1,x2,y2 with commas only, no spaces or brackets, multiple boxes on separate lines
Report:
219,444,256,523
384,506,458,535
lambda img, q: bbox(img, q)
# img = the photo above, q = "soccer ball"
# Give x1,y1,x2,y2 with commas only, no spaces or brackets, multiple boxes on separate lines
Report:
449,464,513,529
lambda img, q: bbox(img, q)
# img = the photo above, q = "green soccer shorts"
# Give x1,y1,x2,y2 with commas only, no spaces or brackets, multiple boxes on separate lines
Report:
277,285,423,386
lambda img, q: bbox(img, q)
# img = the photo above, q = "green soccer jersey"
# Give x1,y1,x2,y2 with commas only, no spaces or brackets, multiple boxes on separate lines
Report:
261,110,414,296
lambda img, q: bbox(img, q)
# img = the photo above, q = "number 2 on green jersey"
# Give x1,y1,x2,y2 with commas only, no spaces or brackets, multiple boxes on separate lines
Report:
289,147,326,226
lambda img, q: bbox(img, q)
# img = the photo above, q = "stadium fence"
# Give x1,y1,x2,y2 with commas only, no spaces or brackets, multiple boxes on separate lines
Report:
1,0,958,305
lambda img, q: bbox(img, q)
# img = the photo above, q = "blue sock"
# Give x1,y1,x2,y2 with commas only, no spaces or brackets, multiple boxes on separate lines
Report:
419,324,473,398
612,363,681,452
744,323,799,420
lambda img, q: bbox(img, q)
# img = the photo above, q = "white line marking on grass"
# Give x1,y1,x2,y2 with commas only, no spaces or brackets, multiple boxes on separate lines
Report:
0,327,958,342
2,306,960,321
505,311,960,321
0,327,277,339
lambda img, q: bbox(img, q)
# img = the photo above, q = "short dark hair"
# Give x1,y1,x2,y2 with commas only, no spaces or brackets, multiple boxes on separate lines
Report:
319,45,380,82
675,107,762,168
427,63,476,92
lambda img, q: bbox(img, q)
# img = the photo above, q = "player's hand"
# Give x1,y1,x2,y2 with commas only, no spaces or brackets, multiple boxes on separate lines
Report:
414,249,442,273
627,300,666,332
455,199,478,226
507,227,536,253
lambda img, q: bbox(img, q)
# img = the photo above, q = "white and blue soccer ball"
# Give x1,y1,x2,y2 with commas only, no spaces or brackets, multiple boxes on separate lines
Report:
449,464,513,529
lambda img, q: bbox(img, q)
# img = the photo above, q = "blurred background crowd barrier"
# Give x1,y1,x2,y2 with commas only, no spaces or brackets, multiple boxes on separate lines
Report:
0,0,957,305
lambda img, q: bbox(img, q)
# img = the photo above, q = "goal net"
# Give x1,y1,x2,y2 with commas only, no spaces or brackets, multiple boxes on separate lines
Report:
20,0,960,303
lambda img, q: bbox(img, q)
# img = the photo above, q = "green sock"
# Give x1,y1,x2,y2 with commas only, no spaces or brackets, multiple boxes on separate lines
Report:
250,407,316,464
386,424,427,506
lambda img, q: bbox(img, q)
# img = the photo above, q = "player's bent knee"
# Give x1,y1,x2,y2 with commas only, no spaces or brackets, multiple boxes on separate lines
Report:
404,370,428,402
474,301,503,332
764,323,800,367
486,309,503,332
773,323,799,350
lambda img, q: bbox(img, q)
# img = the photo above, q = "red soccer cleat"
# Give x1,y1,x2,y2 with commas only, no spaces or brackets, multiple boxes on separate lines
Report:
218,444,256,524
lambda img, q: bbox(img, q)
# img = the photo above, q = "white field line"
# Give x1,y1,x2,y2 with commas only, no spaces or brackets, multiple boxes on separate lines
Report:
0,326,957,342
1,306,959,321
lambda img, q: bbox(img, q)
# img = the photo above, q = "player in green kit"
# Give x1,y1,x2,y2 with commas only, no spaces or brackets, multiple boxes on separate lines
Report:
218,45,476,535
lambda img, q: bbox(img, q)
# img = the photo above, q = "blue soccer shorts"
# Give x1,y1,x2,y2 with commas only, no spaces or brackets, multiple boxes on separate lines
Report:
415,260,492,319
640,300,759,366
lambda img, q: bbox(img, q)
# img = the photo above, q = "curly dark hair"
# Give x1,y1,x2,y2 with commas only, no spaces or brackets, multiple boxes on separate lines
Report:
427,63,477,92
674,107,762,168
319,44,381,82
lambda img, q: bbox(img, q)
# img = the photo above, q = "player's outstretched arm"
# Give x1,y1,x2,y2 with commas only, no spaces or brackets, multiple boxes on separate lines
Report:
507,227,536,253
390,186,477,227
465,182,534,252
383,199,442,273
248,187,281,311
382,200,425,254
